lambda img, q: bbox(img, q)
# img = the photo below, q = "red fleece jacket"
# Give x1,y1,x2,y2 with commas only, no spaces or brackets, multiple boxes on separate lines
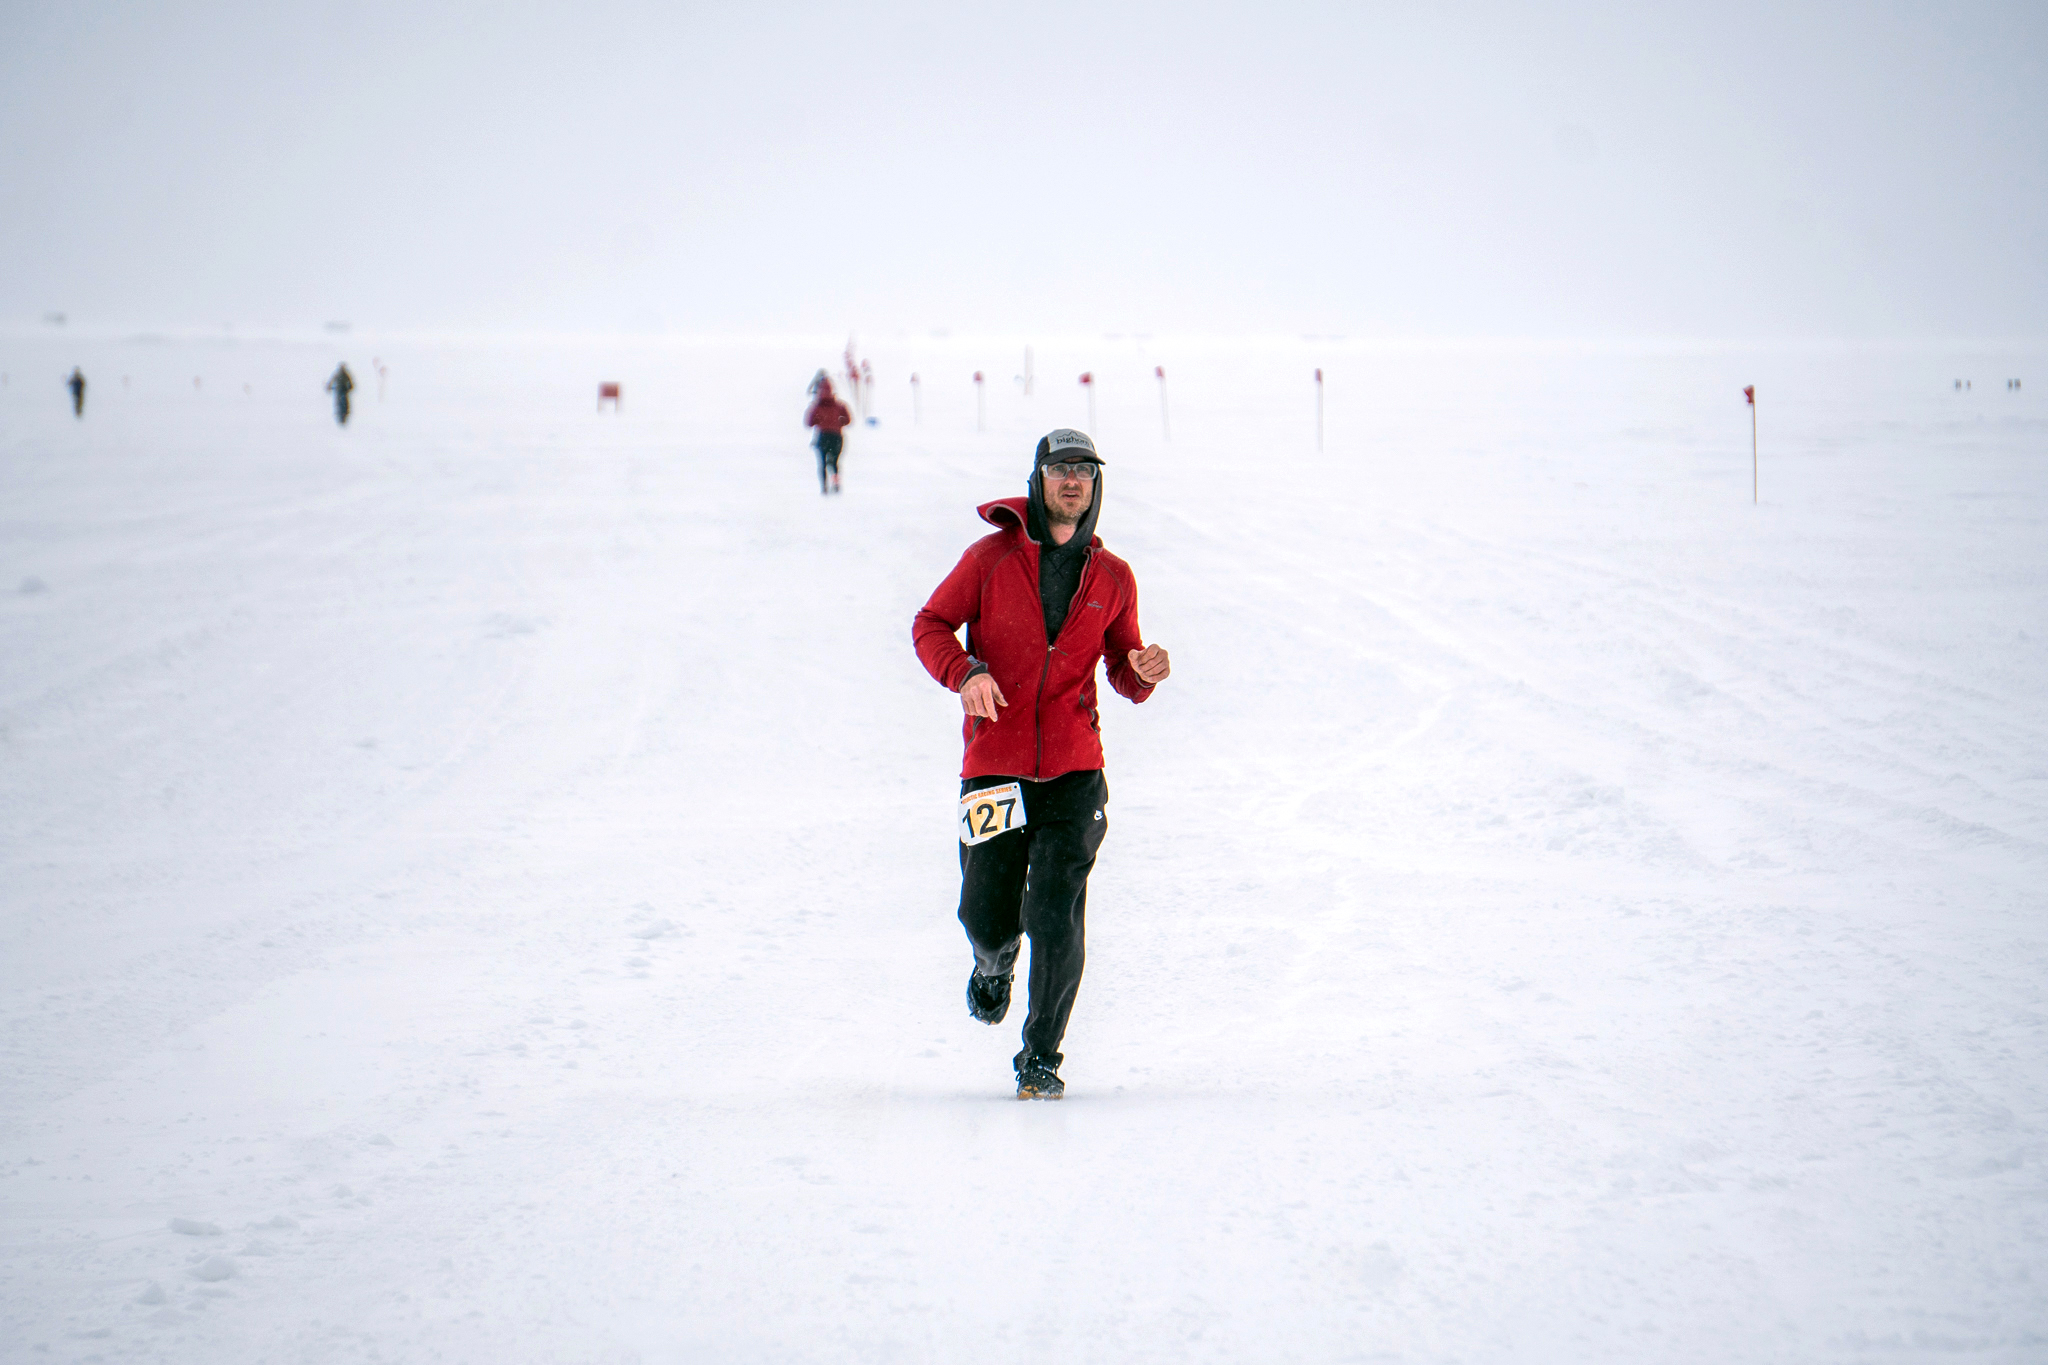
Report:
913,496,1154,780
806,390,851,433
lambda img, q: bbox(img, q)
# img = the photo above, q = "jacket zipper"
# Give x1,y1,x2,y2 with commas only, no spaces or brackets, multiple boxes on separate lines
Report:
1034,549,1094,780
1033,645,1054,778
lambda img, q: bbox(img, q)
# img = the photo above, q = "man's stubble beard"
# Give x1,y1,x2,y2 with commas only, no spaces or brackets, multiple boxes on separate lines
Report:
1043,487,1090,529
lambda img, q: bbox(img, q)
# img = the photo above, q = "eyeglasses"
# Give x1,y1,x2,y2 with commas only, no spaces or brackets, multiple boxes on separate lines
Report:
1044,462,1098,480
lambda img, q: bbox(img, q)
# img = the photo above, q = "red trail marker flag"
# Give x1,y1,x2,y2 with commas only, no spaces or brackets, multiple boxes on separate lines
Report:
1744,386,1758,502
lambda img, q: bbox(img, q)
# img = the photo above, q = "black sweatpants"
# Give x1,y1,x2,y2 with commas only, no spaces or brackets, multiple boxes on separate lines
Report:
958,768,1108,1061
814,430,842,489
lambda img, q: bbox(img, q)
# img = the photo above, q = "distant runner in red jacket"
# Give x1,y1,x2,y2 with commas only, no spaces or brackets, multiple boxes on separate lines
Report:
805,374,852,495
913,428,1171,1099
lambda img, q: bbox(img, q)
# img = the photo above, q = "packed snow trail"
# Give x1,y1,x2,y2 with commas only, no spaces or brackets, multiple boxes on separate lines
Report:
1,334,2044,1362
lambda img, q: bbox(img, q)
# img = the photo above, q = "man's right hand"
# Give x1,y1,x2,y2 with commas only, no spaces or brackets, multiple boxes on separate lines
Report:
961,673,1007,722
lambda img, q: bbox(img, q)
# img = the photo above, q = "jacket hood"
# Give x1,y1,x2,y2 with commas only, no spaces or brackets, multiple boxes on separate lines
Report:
1024,433,1103,549
978,492,1103,550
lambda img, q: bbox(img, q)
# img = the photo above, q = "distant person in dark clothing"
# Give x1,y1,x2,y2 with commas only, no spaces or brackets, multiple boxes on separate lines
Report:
806,374,852,495
67,368,85,417
326,364,355,425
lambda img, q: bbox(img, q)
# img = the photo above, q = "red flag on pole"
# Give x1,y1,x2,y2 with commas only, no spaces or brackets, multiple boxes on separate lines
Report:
1745,386,1758,503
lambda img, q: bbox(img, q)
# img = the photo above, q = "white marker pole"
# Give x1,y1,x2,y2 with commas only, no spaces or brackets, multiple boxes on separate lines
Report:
974,371,985,432
1080,372,1095,432
1745,385,1757,503
1314,368,1324,451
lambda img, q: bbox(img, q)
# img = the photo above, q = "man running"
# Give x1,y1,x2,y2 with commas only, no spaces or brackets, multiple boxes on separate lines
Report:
326,363,355,426
912,428,1171,1099
805,374,851,494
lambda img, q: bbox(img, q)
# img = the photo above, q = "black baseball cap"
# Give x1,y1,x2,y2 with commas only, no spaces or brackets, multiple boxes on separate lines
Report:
1034,429,1104,466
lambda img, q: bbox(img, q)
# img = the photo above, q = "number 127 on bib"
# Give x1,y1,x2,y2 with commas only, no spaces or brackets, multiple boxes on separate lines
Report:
959,782,1027,846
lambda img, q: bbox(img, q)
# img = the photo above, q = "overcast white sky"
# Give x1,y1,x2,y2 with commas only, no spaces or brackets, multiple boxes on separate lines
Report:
3,0,2043,337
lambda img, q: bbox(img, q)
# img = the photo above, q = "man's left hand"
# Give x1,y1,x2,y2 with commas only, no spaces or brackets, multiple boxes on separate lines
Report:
1128,644,1171,687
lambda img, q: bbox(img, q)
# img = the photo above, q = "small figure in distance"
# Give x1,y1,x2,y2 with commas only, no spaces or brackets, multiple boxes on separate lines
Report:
805,372,851,495
326,363,355,426
66,367,86,418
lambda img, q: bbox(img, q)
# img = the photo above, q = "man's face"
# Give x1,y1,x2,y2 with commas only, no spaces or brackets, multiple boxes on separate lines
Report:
1042,461,1096,525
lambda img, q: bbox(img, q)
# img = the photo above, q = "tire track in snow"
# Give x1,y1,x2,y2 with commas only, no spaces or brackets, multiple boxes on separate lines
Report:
1214,496,2047,881
1375,517,2048,870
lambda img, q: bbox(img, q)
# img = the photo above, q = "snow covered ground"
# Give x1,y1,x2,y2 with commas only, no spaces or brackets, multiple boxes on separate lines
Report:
2,330,2044,1362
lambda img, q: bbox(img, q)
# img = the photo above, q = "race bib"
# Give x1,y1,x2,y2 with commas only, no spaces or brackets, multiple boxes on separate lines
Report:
959,782,1027,846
